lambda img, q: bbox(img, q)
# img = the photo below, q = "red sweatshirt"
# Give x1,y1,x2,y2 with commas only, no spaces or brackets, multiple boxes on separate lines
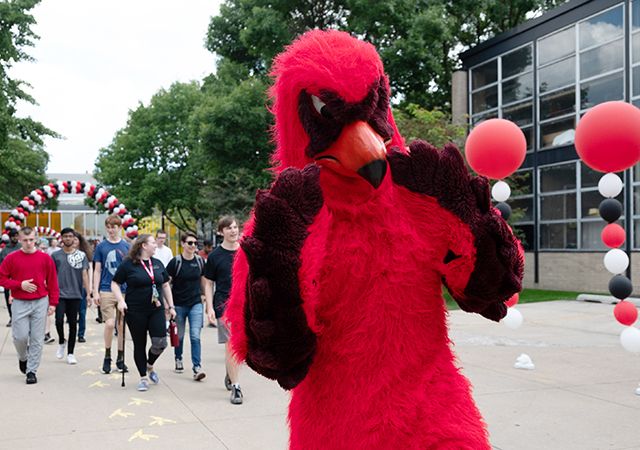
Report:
0,250,59,306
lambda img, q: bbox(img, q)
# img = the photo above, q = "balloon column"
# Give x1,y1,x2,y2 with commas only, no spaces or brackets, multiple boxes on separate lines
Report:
2,181,139,243
35,226,61,241
465,118,527,328
574,101,640,353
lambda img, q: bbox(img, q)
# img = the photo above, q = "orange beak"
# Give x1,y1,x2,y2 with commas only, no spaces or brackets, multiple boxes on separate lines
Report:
313,121,387,188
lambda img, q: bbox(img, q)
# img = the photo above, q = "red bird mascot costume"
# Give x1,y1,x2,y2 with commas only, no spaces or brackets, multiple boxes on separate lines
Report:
225,30,523,449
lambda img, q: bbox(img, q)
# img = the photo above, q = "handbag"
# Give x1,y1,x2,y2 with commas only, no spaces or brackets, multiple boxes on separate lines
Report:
169,320,179,347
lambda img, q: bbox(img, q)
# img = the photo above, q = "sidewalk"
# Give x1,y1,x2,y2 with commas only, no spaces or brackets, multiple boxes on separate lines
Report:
0,300,638,449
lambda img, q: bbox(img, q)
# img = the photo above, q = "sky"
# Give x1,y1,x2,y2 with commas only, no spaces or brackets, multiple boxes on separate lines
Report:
13,0,223,174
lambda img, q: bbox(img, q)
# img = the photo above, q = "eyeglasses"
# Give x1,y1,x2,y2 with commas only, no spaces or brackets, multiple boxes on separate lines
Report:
185,241,197,246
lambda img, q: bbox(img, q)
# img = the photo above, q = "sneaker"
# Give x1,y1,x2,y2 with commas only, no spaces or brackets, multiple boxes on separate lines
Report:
26,372,37,384
56,344,65,359
137,378,149,392
67,354,77,365
77,336,86,343
44,333,55,344
18,359,27,374
224,373,232,391
116,359,128,373
6,320,11,327
230,385,243,405
95,317,102,324
193,367,206,382
148,369,159,385
101,357,112,374
175,359,184,373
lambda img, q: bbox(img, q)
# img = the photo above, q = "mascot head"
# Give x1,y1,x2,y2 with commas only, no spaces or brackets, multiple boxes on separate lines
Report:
270,30,404,197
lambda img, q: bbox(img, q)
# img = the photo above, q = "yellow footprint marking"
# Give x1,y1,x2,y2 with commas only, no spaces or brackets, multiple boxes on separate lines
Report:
149,416,177,426
82,370,97,376
128,429,158,442
89,380,109,388
109,408,135,419
128,397,153,406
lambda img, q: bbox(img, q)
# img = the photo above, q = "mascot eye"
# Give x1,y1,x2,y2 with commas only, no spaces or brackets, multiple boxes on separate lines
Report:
311,95,333,120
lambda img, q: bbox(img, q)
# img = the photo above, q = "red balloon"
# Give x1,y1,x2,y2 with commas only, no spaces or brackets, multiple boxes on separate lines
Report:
614,301,638,326
575,101,640,173
465,119,527,179
601,223,625,248
505,293,519,308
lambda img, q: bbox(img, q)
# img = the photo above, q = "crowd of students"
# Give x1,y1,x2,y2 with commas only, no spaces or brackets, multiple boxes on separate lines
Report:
0,215,244,404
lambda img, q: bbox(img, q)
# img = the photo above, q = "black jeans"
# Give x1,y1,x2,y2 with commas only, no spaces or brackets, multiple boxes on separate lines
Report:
4,289,11,319
125,308,167,377
55,298,81,354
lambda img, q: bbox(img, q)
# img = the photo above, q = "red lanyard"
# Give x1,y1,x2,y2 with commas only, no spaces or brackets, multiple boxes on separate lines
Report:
141,259,155,284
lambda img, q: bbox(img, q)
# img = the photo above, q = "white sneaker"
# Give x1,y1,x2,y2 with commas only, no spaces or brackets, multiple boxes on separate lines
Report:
56,344,65,359
67,354,77,365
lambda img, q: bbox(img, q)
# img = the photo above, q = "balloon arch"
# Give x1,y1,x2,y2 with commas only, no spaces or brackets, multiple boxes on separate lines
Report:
2,180,139,243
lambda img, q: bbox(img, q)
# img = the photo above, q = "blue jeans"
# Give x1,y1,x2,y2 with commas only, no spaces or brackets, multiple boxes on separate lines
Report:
78,289,87,338
174,302,203,371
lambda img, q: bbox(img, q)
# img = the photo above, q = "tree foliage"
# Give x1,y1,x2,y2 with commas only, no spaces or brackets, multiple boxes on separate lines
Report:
0,0,55,206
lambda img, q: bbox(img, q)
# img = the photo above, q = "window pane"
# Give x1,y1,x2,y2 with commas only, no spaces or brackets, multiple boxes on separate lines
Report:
540,116,576,148
580,38,623,80
540,86,576,120
634,0,640,31
633,32,640,63
634,66,640,97
582,163,623,188
540,163,576,192
471,109,498,125
472,86,498,114
511,197,534,222
579,5,623,49
502,45,533,78
502,72,533,104
634,185,640,215
540,222,577,249
581,221,624,250
522,126,533,151
513,224,534,251
472,60,497,90
634,99,640,108
583,190,624,218
539,27,575,66
539,57,575,93
541,193,577,220
580,71,624,110
506,170,533,195
503,101,532,126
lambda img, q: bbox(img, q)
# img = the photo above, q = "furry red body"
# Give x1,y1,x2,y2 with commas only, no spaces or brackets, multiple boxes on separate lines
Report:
225,30,522,449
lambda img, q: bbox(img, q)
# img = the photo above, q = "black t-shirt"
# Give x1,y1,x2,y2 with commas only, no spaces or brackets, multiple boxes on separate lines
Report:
166,256,203,307
112,257,168,312
204,246,236,318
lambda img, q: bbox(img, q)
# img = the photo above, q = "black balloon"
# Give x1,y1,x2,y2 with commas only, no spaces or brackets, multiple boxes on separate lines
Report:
599,198,623,223
495,202,512,220
609,275,633,299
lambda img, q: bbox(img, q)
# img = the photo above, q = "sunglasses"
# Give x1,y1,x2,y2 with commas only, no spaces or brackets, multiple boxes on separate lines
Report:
185,241,197,246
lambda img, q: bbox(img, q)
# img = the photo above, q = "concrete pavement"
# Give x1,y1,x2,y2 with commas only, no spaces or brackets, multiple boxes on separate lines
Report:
0,300,638,449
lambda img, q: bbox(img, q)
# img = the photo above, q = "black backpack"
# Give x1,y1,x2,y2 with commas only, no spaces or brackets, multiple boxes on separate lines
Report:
173,254,204,279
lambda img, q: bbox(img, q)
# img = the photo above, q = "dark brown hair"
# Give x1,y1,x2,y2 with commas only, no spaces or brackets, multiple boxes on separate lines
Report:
217,215,237,233
19,226,34,236
128,234,152,264
180,231,197,243
74,231,93,260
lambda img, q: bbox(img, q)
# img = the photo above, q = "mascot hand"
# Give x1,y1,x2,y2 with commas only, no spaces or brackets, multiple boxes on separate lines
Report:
388,141,522,321
240,164,322,389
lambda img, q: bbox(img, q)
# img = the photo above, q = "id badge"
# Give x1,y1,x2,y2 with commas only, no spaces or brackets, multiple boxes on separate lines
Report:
152,285,161,307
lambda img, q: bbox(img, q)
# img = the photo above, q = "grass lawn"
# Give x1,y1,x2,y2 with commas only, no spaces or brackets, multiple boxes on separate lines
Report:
444,288,584,310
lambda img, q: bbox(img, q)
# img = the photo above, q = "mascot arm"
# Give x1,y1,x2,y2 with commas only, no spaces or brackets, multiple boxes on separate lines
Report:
237,165,323,390
388,140,523,321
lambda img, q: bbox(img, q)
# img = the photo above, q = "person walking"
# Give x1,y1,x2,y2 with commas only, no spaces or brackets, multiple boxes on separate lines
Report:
51,228,90,364
93,215,129,374
165,232,206,381
0,229,22,327
74,232,93,343
153,230,173,268
112,234,176,392
0,227,59,384
204,216,243,404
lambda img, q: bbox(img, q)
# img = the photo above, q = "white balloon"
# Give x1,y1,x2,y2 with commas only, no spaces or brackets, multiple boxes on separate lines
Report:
598,173,623,198
502,307,523,329
491,181,511,202
604,249,629,274
620,326,640,353
1,235,8,242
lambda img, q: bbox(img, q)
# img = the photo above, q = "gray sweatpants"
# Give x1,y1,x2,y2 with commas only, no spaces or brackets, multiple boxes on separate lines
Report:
12,297,49,374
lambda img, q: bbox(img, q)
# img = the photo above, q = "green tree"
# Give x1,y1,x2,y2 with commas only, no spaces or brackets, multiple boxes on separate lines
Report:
0,0,56,205
394,104,466,148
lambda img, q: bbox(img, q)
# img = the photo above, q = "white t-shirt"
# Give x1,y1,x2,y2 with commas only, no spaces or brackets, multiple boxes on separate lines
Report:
154,245,173,268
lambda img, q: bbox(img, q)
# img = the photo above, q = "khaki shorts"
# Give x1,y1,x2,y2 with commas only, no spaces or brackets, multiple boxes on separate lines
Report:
99,291,119,322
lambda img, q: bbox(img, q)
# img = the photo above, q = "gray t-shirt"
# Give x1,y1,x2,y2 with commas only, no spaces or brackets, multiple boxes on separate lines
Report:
52,249,89,299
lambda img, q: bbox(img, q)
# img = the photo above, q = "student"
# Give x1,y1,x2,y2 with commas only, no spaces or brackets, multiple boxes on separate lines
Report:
0,227,59,384
153,230,173,268
166,232,206,381
113,234,176,392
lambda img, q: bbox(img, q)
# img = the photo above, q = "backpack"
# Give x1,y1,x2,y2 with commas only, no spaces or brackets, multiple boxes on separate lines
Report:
173,254,204,279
